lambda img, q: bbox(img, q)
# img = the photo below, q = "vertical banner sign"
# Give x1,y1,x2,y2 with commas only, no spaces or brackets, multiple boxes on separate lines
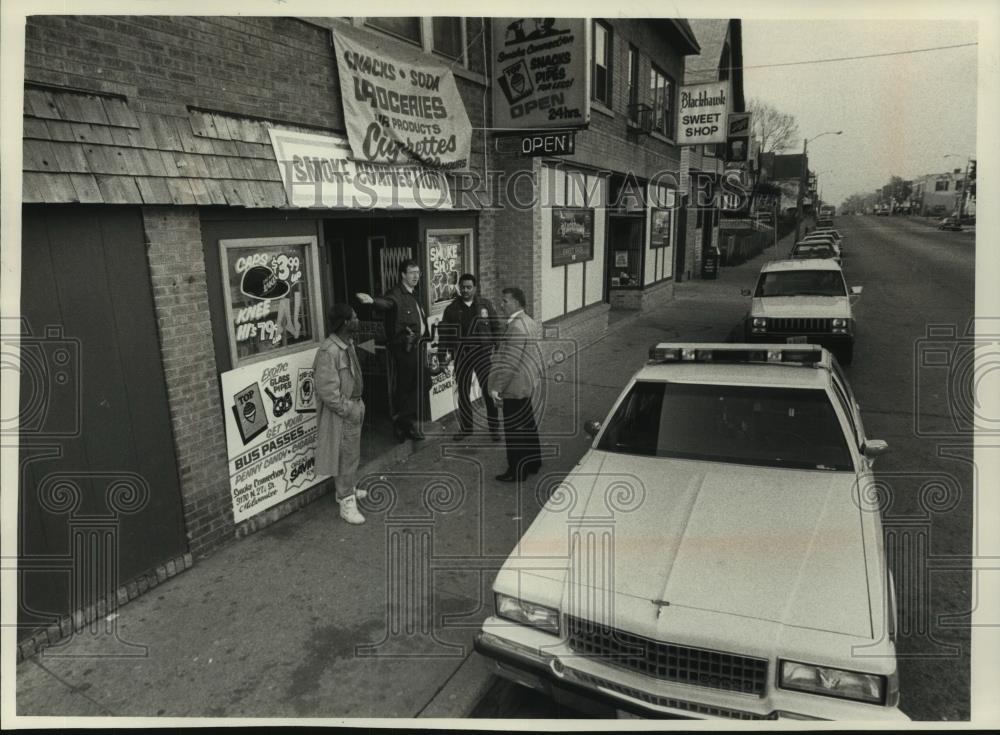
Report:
725,112,751,164
677,81,731,146
222,348,326,523
492,18,588,128
332,24,471,170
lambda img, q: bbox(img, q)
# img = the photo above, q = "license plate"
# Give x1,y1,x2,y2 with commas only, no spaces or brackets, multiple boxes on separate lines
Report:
786,335,808,344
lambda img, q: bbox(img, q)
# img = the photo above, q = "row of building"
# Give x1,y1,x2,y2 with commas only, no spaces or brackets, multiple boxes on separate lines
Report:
14,15,761,648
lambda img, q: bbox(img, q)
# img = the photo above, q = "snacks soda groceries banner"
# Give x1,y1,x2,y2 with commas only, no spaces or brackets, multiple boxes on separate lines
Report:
332,24,471,170
221,348,327,523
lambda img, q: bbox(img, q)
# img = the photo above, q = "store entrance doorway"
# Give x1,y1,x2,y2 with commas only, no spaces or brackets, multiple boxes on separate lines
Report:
605,215,645,301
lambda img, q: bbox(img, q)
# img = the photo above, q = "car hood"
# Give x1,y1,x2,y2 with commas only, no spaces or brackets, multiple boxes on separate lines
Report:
752,296,852,319
515,451,872,638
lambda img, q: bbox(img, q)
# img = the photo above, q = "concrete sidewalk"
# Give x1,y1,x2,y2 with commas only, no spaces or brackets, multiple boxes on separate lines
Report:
14,231,794,722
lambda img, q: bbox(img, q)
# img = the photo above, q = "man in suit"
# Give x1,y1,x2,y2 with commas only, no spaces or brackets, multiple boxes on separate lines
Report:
439,273,501,442
357,259,429,442
489,287,544,482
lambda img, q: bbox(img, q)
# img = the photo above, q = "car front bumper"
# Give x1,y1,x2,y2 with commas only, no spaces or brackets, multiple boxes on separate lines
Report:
474,619,910,721
745,332,853,353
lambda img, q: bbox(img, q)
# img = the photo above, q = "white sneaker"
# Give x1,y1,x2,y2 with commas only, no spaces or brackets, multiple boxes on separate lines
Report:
339,495,365,525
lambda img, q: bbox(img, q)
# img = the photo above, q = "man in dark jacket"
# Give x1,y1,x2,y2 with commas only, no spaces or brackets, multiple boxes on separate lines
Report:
439,274,500,442
357,259,429,441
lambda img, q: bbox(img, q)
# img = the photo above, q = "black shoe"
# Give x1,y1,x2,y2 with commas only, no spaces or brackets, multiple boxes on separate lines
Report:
408,426,426,441
393,424,408,443
491,431,502,442
525,464,541,476
495,471,517,482
452,431,471,442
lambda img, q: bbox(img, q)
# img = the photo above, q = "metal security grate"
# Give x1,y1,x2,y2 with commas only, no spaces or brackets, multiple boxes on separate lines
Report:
768,317,831,333
571,670,776,719
565,615,769,696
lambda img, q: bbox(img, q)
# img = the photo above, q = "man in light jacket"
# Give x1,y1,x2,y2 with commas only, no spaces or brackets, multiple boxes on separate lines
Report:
488,287,544,483
313,303,367,524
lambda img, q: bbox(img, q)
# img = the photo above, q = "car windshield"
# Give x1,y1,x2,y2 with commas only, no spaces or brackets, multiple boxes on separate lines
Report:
755,270,847,297
597,381,853,470
792,244,835,259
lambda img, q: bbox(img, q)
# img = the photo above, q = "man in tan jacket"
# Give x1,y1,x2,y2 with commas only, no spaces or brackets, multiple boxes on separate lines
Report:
488,287,544,483
313,303,367,524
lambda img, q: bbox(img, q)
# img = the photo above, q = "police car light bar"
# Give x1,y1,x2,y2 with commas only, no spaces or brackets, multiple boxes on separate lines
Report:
648,343,825,365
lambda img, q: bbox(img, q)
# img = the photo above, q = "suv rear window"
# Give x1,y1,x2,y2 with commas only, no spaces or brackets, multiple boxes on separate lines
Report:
597,381,853,470
754,270,847,297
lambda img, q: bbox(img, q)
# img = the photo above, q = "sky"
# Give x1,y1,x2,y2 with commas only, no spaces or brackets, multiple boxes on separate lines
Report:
740,18,978,207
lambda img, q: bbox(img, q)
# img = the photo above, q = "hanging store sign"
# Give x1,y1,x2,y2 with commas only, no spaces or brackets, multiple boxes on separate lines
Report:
725,112,751,164
268,129,453,209
221,348,326,523
677,81,731,146
332,24,471,170
492,18,588,129
520,131,576,156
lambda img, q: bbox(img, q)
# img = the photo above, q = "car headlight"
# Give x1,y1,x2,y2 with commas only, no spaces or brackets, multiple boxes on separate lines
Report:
831,318,850,334
752,317,768,333
779,660,885,704
495,593,560,634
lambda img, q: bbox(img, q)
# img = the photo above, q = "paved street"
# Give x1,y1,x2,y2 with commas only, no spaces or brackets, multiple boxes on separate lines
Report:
473,215,976,720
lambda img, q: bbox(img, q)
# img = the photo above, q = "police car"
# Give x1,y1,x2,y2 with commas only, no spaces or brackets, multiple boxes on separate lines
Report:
475,344,906,721
744,259,860,365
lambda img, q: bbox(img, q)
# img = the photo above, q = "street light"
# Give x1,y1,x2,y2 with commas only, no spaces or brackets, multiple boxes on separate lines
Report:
797,131,842,241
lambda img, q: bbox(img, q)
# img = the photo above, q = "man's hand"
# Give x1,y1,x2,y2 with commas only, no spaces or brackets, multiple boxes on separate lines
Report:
489,390,502,405
356,292,374,305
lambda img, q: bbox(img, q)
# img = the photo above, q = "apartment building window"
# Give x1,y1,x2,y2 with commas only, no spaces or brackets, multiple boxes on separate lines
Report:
935,179,949,192
650,65,675,138
366,17,422,45
627,45,640,121
363,18,468,66
592,21,613,107
432,17,463,60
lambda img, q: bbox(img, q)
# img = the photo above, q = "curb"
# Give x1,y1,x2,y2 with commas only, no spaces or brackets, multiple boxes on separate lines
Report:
16,551,195,664
417,648,495,718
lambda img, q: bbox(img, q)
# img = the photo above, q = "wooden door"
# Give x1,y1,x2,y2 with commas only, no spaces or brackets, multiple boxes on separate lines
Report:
18,205,188,638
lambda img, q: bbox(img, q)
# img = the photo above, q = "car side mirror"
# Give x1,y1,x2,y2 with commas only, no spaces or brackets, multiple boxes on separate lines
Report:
850,286,863,295
740,288,751,297
584,420,602,437
863,439,889,459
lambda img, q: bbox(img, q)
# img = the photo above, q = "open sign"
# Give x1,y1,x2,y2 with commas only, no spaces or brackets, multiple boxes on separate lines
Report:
520,131,576,156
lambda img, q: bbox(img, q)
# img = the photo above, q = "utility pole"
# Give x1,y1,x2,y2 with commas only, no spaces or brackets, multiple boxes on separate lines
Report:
795,131,842,242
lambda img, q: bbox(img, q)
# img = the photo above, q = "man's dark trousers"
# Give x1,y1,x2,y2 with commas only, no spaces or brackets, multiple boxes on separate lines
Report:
455,347,498,434
501,397,541,476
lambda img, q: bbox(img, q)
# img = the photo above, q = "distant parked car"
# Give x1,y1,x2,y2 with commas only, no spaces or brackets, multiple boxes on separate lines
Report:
937,216,962,231
791,242,840,265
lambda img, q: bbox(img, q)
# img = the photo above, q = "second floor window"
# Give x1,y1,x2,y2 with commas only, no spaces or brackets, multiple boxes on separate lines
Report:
593,21,613,107
627,45,640,120
935,179,949,192
650,66,675,138
366,17,421,45
432,17,463,60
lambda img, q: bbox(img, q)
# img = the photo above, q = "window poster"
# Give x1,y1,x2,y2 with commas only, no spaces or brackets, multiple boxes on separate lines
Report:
221,348,326,523
651,209,672,248
551,208,594,266
220,236,324,367
426,230,472,312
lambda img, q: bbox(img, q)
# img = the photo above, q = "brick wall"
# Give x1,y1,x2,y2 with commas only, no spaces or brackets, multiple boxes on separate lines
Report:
24,16,489,135
143,205,233,556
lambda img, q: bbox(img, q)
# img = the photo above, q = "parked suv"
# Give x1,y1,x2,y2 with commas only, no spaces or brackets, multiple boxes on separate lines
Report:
475,344,905,721
743,259,860,365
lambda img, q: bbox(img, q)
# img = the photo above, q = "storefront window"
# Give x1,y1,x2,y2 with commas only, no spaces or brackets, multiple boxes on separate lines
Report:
220,236,324,367
426,229,474,314
365,17,422,45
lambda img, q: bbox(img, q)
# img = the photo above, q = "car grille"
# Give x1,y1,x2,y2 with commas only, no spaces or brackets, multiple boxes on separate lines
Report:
570,670,776,720
767,317,831,333
565,615,769,696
